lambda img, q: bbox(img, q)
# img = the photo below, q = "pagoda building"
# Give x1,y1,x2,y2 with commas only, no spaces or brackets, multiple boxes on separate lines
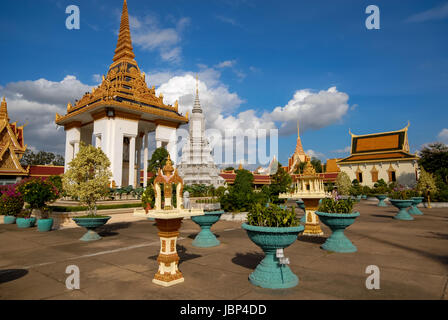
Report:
55,0,188,188
177,77,225,187
287,120,308,174
337,124,419,187
0,97,29,185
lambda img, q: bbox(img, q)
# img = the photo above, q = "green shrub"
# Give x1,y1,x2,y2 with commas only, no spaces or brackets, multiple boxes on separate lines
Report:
247,203,299,227
335,172,351,195
17,177,59,209
318,198,355,214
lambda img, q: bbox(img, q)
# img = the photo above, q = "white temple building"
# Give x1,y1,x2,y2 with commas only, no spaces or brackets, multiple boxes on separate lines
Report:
177,78,225,187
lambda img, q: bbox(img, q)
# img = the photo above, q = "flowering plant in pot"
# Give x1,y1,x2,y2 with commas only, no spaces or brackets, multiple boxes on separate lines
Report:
0,184,24,224
63,143,113,241
16,209,36,228
242,203,303,289
388,187,414,221
37,206,54,232
373,179,389,207
316,197,360,253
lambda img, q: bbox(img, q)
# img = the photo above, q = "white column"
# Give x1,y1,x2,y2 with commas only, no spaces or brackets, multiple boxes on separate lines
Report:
129,135,136,188
144,131,149,188
95,134,102,149
73,141,80,157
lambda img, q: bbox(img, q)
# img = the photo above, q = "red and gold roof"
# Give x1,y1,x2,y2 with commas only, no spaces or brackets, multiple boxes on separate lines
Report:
337,124,418,164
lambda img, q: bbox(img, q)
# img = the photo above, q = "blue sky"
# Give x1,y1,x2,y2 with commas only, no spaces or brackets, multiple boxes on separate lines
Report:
1,0,447,166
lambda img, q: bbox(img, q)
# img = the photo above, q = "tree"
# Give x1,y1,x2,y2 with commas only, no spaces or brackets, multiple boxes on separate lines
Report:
62,143,112,216
418,143,448,175
220,169,255,212
311,158,323,173
416,167,438,197
148,147,170,174
335,172,351,195
20,149,65,166
266,162,292,204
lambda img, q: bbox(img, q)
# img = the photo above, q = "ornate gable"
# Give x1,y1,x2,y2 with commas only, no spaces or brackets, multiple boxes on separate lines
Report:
0,97,28,176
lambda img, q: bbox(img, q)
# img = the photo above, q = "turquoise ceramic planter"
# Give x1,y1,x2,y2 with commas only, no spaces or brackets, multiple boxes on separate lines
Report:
72,217,111,241
408,197,424,215
38,218,54,232
362,195,367,200
375,195,388,207
315,211,360,253
242,223,304,289
191,210,224,248
389,199,414,220
295,201,306,224
16,217,36,229
4,216,16,224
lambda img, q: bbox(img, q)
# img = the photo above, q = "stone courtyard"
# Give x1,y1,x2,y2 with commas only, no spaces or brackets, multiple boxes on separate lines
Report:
0,201,447,300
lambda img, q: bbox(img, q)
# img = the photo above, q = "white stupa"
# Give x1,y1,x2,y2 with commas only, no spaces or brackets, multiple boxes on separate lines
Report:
177,76,225,187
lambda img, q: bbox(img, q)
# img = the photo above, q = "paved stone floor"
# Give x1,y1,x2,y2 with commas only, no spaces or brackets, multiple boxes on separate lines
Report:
0,201,447,300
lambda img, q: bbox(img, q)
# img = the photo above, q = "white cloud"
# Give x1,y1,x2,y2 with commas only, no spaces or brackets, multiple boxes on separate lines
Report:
216,60,236,69
406,3,448,23
215,15,242,27
333,146,351,153
0,67,352,163
306,149,326,161
438,128,448,142
0,76,93,155
130,14,190,63
267,87,350,136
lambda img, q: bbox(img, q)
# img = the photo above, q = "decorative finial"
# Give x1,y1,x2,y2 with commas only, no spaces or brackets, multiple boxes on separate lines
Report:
0,96,8,120
112,0,136,63
196,74,199,95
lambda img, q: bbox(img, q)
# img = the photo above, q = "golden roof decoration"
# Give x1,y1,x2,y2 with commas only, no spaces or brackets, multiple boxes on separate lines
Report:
163,154,174,176
0,97,8,121
55,0,188,125
303,161,317,176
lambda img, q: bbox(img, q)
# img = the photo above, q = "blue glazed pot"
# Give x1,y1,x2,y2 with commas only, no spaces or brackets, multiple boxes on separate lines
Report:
72,216,111,241
362,195,367,200
16,217,36,229
4,216,16,224
315,211,360,253
295,201,306,224
38,218,54,232
375,195,388,207
408,197,424,215
242,223,304,289
191,210,224,248
389,199,414,221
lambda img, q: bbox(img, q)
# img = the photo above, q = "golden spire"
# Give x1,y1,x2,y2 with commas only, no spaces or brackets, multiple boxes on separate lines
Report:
0,97,9,121
163,154,174,176
303,160,317,176
294,119,305,155
112,0,136,63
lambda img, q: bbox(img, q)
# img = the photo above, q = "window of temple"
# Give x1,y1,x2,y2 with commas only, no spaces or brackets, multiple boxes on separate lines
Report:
371,166,379,183
391,171,396,182
357,172,363,183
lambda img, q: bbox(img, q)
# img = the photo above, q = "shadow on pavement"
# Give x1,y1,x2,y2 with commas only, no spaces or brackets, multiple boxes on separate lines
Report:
371,214,394,219
98,222,132,237
232,251,264,270
0,269,28,284
147,245,202,265
297,235,327,244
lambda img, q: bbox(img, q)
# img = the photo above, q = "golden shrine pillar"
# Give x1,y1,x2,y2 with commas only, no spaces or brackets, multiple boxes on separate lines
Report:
141,155,203,287
279,160,328,237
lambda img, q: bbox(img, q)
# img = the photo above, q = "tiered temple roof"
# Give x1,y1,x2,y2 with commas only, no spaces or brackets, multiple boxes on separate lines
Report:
337,124,418,164
288,120,308,173
55,0,188,127
0,97,29,176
